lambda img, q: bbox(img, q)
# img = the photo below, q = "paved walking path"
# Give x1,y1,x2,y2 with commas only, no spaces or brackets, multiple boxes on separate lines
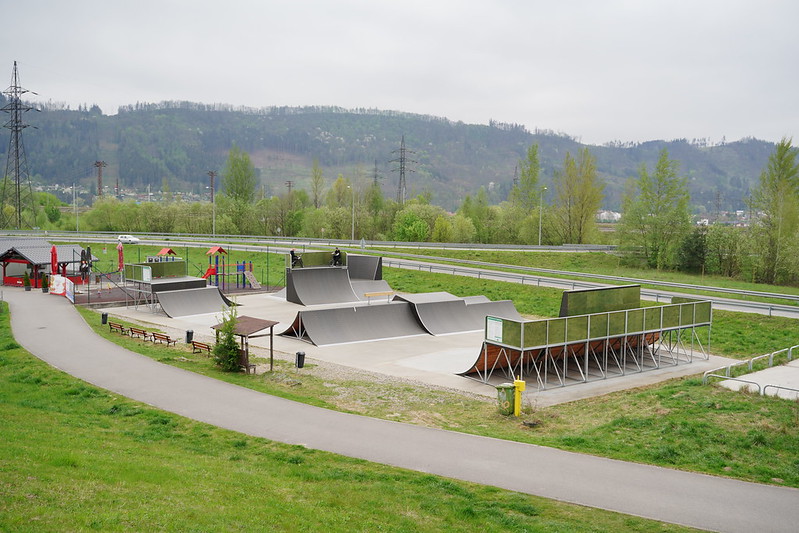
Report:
8,289,799,532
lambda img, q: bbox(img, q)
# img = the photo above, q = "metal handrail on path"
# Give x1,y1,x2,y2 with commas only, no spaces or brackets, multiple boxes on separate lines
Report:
702,375,762,393
703,345,798,384
762,384,799,399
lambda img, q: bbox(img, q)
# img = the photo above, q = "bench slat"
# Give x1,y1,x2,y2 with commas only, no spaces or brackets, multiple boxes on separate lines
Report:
108,322,128,335
191,340,212,354
152,332,176,346
129,327,149,340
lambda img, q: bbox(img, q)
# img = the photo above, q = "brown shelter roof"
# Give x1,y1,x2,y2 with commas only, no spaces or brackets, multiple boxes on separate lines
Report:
211,315,278,338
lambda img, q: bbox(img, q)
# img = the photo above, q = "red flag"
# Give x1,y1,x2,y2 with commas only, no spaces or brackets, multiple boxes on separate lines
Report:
117,242,124,271
50,245,58,276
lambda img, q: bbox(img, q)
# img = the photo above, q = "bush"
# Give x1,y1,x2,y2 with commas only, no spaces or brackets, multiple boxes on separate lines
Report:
212,306,240,372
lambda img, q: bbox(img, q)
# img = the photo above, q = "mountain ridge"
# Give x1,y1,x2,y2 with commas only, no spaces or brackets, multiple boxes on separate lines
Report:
1,96,775,212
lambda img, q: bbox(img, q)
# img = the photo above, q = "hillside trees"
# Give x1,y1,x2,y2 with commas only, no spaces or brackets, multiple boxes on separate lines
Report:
222,145,257,205
508,144,540,214
550,148,604,244
311,158,324,208
748,138,799,284
618,149,691,269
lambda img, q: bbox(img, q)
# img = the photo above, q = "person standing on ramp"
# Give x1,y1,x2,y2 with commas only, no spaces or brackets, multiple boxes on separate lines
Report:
290,249,303,268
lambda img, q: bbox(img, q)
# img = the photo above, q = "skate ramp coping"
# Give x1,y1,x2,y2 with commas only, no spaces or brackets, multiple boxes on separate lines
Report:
156,286,234,318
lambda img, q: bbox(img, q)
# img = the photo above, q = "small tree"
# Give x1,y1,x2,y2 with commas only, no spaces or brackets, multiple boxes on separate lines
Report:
22,271,31,288
213,306,240,372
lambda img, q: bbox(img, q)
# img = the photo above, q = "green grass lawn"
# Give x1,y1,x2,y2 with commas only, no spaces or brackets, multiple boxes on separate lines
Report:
0,302,696,532
375,248,799,305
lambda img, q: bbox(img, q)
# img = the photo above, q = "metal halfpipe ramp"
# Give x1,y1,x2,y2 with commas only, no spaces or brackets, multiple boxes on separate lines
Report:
286,267,360,305
347,254,383,280
280,301,429,346
156,286,233,318
394,292,522,336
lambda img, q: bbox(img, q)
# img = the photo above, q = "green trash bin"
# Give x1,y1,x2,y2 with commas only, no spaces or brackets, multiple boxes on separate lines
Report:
496,383,515,416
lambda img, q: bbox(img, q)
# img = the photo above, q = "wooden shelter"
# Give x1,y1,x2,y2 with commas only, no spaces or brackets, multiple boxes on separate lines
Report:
211,315,279,373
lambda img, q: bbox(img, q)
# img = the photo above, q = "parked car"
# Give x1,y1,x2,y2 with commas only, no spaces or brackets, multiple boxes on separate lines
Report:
117,235,140,244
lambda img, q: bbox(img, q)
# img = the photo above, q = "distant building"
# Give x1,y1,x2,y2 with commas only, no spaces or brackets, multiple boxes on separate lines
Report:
597,210,621,222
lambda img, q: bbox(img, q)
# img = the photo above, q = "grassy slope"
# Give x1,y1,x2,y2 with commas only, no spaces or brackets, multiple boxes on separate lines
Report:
0,302,693,532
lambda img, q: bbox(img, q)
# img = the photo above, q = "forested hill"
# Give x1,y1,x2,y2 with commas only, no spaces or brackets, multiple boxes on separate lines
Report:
2,96,776,211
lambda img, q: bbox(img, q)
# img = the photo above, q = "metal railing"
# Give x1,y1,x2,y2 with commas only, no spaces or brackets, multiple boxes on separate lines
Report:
703,345,797,384
702,345,799,399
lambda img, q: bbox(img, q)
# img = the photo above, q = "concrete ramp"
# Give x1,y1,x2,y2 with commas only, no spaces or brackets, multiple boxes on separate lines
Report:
280,302,428,346
286,267,360,305
157,286,232,318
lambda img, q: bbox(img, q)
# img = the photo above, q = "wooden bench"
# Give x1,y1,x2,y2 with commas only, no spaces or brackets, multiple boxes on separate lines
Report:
191,340,212,355
152,332,177,346
108,321,128,335
363,291,394,304
129,326,149,340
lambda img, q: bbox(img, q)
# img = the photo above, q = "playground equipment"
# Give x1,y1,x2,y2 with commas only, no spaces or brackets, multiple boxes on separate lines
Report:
204,246,258,290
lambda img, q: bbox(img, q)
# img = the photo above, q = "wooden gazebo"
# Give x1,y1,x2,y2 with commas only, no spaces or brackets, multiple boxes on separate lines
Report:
211,315,279,373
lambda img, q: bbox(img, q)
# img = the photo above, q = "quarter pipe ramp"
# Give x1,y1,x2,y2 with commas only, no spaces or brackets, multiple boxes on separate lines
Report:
286,267,360,305
156,286,233,318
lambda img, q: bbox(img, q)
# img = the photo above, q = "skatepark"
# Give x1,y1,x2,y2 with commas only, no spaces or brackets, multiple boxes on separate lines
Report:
101,251,735,405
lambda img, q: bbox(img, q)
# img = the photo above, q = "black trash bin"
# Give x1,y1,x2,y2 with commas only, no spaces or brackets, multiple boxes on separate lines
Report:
101,312,108,325
186,330,194,344
295,351,305,368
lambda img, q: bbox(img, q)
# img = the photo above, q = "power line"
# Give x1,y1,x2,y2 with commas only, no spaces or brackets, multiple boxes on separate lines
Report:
389,135,416,205
1,61,39,229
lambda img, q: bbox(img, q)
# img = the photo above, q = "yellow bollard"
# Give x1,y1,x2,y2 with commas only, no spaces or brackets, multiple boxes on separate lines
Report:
513,377,526,417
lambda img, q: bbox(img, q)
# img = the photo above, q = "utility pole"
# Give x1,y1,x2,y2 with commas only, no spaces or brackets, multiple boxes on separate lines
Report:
285,180,294,210
390,135,416,205
94,161,107,197
1,61,38,229
372,159,381,186
208,171,217,236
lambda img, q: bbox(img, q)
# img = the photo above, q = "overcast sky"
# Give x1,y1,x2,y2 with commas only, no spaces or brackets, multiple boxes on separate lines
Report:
2,0,796,145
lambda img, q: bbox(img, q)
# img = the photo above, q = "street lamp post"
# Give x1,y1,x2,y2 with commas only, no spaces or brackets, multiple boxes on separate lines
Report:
538,186,547,246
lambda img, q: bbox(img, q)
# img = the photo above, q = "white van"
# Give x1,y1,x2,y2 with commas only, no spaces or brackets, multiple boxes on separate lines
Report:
117,235,140,244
